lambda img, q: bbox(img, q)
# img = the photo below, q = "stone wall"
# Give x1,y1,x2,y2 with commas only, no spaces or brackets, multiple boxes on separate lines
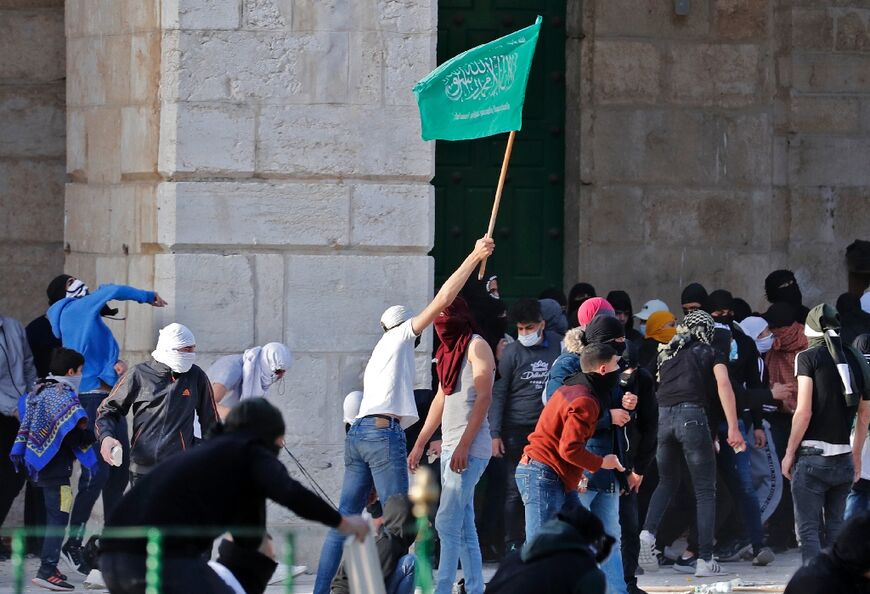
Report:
0,0,65,324
567,0,870,313
63,0,437,562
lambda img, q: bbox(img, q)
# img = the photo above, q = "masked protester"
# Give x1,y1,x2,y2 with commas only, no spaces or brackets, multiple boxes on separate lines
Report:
680,283,709,316
484,502,612,594
638,311,676,377
567,283,596,330
639,311,746,578
206,343,292,421
95,323,220,486
607,291,643,351
782,304,870,563
99,399,369,594
764,269,809,324
837,293,870,347
576,297,615,331
515,344,625,545
461,276,508,357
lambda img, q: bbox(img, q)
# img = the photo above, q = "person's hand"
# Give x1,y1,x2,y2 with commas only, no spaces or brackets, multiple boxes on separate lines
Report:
627,472,643,493
610,409,630,427
782,451,795,480
472,237,495,261
100,437,122,465
114,359,128,377
726,425,746,452
771,382,790,401
152,293,168,307
600,454,625,472
338,516,370,542
492,437,505,458
407,444,424,473
496,338,508,360
450,442,470,474
428,440,442,459
577,475,589,494
853,455,862,484
621,392,638,411
754,428,767,449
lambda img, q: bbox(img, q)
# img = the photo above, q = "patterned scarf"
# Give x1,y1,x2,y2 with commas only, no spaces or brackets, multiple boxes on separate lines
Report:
10,380,97,480
657,310,715,381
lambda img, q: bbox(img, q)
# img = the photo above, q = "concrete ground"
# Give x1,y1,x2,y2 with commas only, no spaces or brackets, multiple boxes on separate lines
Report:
0,550,801,593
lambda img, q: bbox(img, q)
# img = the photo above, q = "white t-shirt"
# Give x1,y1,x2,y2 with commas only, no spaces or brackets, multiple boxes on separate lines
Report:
358,319,420,428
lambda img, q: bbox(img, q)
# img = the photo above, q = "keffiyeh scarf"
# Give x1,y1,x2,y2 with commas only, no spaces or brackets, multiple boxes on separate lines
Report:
657,310,716,381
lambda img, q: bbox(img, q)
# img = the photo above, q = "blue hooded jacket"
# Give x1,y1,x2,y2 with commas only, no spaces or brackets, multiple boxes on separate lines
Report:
47,284,155,393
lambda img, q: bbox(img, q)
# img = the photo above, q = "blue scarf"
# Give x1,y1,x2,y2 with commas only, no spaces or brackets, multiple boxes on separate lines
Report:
10,379,98,480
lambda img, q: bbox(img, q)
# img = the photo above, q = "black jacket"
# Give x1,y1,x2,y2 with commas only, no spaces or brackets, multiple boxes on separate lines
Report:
102,431,341,557
785,551,870,594
484,517,606,594
25,315,61,380
621,367,658,476
95,360,220,474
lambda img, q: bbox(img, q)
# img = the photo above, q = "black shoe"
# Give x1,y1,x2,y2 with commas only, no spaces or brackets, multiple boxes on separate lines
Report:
32,568,75,591
717,540,752,562
673,555,698,574
60,541,91,576
627,585,649,594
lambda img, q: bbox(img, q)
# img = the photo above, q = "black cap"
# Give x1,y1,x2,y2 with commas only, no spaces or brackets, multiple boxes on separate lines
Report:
707,289,734,313
681,282,708,308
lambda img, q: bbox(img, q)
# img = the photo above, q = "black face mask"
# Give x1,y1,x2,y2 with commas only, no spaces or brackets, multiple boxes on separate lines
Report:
774,283,802,307
713,314,733,326
585,369,620,397
611,341,626,356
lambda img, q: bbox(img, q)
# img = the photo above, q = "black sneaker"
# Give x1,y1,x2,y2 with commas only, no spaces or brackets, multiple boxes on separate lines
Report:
717,541,752,562
60,541,91,576
32,569,75,591
672,555,698,574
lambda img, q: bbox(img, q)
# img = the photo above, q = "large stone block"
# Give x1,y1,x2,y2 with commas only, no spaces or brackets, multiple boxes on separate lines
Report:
788,187,836,243
593,0,710,37
833,188,870,241
124,255,158,352
66,0,123,38
130,32,161,104
793,53,870,93
256,105,431,178
84,107,122,184
834,8,870,52
162,0,241,30
279,354,345,447
254,253,284,345
718,113,772,186
173,31,351,103
284,254,431,353
789,96,860,133
385,33,434,106
349,31,385,105
156,181,350,247
789,136,870,186
243,0,291,29
790,7,833,50
0,159,64,241
667,43,761,106
0,9,64,82
592,40,662,104
159,103,256,175
584,186,644,244
154,254,255,351
67,109,86,178
67,36,106,107
0,87,65,158
65,184,112,254
350,183,433,248
121,105,159,176
714,0,768,41
0,242,64,323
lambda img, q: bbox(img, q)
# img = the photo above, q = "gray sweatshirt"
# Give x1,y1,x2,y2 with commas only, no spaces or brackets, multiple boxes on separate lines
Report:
0,316,37,417
489,331,562,437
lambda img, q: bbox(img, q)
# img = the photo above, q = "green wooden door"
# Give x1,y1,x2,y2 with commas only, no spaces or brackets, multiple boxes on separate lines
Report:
433,0,566,302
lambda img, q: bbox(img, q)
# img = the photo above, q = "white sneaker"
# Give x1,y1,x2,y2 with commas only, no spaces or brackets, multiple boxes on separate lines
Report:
83,568,107,589
695,557,729,577
638,530,659,572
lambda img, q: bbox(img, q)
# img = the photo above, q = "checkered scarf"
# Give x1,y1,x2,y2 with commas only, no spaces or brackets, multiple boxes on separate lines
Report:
657,310,716,381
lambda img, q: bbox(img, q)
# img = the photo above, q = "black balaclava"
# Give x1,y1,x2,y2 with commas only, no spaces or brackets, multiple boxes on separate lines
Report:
224,398,286,454
837,292,862,315
581,315,626,356
46,274,73,305
732,298,752,323
606,290,635,332
567,283,596,329
459,276,507,355
681,282,709,311
764,302,797,329
765,269,802,307
707,289,735,325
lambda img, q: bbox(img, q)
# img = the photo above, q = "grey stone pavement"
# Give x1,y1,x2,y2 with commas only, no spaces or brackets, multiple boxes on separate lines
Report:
0,549,802,593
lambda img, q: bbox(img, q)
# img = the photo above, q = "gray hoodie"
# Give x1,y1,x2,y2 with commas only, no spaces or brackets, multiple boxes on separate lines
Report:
0,316,37,416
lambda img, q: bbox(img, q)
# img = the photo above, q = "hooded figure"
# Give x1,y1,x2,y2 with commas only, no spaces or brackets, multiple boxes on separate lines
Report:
784,512,870,594
460,276,507,356
331,495,418,594
433,296,477,395
765,270,809,323
837,293,870,347
539,298,568,339
484,502,610,594
763,303,806,413
680,283,709,314
638,311,676,376
567,283,596,329
606,290,643,347
207,343,292,419
804,304,870,407
576,297,615,329
26,275,72,378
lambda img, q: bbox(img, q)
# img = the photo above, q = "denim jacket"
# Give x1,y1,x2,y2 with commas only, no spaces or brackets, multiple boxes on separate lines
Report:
583,384,629,492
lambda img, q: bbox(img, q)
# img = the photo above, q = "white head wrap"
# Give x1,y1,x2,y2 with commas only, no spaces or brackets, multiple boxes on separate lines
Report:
738,316,768,341
380,305,413,332
151,323,196,373
241,342,292,399
343,391,364,425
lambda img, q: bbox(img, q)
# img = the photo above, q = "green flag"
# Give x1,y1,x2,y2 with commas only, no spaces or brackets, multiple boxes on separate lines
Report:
413,16,542,141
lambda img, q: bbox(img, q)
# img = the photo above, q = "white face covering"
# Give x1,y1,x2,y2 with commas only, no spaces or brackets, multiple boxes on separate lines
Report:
517,327,542,348
66,279,89,299
151,323,197,373
241,343,292,399
755,335,774,354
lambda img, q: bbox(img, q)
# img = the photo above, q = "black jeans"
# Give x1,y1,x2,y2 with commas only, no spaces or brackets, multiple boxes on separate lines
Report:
620,490,640,586
502,425,536,550
791,453,853,563
643,404,717,560
765,413,796,548
0,414,26,526
101,552,235,594
38,485,70,577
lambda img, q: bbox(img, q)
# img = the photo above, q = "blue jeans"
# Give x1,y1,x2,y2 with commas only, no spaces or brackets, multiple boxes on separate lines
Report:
39,485,70,577
313,417,409,594
845,487,869,520
579,489,627,594
791,453,853,563
717,420,764,550
435,451,488,594
386,554,415,594
68,392,129,543
515,459,580,545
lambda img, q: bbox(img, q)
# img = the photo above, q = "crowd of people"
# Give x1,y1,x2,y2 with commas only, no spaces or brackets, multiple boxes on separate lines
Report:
1,237,869,594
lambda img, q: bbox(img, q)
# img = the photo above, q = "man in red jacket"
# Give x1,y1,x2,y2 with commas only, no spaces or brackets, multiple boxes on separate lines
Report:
515,343,625,544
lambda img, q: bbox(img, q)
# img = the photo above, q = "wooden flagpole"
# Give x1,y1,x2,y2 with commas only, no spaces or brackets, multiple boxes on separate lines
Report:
478,130,517,280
